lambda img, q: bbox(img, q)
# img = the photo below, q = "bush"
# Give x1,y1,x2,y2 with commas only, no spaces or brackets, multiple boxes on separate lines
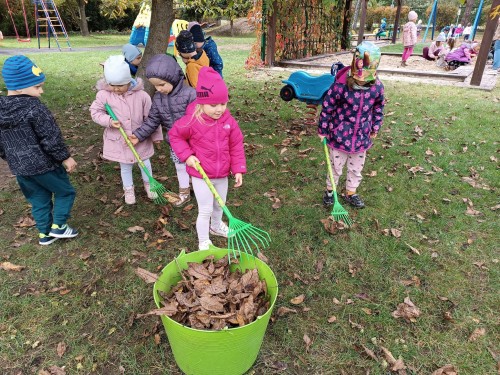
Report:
366,6,410,31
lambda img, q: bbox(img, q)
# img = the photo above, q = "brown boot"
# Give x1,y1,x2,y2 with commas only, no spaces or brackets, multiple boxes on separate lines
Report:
174,187,191,207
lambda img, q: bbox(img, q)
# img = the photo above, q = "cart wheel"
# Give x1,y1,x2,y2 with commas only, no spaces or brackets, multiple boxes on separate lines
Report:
280,85,295,101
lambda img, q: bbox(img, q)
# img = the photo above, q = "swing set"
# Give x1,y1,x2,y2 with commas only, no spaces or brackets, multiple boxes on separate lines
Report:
5,0,31,42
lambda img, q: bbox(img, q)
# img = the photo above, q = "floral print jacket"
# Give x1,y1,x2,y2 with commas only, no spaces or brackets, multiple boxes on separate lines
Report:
318,66,385,154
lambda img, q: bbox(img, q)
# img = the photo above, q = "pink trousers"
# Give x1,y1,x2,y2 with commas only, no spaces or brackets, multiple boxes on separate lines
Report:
326,149,367,193
402,46,414,62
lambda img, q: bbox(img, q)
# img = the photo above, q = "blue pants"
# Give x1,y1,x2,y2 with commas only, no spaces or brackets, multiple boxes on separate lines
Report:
16,166,76,235
493,40,500,70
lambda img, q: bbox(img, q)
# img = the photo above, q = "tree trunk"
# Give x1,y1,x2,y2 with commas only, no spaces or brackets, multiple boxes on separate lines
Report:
460,0,474,27
352,0,362,31
341,0,353,49
230,19,234,37
357,0,367,42
139,0,174,96
77,0,89,36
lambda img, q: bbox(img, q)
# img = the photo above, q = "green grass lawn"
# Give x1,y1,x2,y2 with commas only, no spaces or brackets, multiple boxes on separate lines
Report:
0,36,499,374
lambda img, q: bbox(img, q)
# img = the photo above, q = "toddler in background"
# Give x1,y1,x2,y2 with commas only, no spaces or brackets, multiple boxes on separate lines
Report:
188,22,224,77
169,67,246,250
130,54,197,207
0,55,78,245
401,11,418,67
122,43,143,76
90,55,162,204
175,30,209,88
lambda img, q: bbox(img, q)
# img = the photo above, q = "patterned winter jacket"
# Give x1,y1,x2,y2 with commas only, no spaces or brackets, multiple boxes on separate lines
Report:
132,58,196,143
402,21,418,47
203,37,224,77
318,67,385,154
168,109,246,180
0,95,71,176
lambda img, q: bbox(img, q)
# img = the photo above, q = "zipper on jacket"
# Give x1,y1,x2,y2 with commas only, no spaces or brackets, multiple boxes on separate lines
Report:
353,92,364,150
215,119,221,177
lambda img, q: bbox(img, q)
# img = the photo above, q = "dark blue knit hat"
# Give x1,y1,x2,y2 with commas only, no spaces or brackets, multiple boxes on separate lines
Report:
2,55,46,90
175,30,195,54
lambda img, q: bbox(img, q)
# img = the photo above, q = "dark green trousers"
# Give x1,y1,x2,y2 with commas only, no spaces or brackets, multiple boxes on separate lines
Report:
16,166,76,235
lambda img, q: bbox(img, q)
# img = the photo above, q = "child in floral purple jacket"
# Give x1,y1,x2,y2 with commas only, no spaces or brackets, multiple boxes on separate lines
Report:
318,41,385,209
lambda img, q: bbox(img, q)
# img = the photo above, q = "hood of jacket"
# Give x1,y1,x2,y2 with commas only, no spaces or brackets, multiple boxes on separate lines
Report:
145,54,184,88
0,95,36,128
95,77,145,92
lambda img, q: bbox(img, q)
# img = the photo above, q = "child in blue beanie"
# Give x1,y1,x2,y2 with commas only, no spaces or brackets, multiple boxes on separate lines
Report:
122,43,143,76
0,55,79,245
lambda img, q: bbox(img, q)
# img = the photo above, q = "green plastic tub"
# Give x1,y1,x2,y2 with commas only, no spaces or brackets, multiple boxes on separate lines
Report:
153,249,278,375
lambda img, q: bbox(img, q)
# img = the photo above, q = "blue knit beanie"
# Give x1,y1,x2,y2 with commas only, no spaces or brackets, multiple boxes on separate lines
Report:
2,55,46,90
122,43,142,62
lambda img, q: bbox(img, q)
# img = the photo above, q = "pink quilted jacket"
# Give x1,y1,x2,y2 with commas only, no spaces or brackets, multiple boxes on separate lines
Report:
402,21,417,47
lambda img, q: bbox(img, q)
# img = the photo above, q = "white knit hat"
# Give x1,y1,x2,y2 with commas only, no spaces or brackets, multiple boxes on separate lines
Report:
104,55,131,85
408,11,418,21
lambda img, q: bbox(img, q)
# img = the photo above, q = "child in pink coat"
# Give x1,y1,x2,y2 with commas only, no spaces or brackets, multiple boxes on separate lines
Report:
89,55,163,204
402,11,418,66
169,67,246,250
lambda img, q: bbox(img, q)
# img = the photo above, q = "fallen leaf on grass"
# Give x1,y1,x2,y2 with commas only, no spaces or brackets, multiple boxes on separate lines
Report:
405,242,420,255
390,228,402,238
14,216,36,228
268,361,288,371
0,262,25,272
327,315,337,323
361,344,378,361
431,364,458,375
40,366,66,375
290,294,305,305
135,267,158,284
79,251,93,260
127,226,145,233
392,297,421,323
320,216,349,234
257,252,269,263
468,327,486,342
303,334,312,352
380,346,406,372
276,306,297,316
56,342,66,358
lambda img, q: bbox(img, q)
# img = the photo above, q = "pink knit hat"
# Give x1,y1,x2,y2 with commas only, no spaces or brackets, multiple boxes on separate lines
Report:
196,67,229,104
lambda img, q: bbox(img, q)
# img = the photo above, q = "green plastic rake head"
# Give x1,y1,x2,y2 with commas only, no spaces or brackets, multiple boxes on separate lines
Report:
105,103,168,205
322,138,353,227
194,162,271,261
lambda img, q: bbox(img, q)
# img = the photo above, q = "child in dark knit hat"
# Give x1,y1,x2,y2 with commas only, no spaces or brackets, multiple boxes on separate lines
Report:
188,22,224,77
0,55,79,245
122,43,143,76
169,67,246,251
175,30,209,87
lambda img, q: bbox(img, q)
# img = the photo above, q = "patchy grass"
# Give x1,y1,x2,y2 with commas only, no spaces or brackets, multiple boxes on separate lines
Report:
0,37,499,374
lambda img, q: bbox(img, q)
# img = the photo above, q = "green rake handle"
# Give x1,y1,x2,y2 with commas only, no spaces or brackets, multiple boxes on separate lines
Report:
194,162,233,219
105,103,154,181
323,137,340,203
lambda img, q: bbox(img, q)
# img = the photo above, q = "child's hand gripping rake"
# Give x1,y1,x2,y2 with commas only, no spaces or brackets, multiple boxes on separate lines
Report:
194,162,271,261
105,103,169,205
322,138,353,227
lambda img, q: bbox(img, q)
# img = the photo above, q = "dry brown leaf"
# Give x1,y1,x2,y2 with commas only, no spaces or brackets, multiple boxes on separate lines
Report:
127,225,145,233
362,345,378,361
56,342,66,358
154,333,161,345
405,242,420,255
136,302,179,318
14,216,36,227
391,228,402,238
256,252,269,263
431,364,458,375
79,251,93,260
276,306,297,316
380,346,406,372
327,315,337,323
44,366,67,375
303,334,312,352
468,327,486,342
392,297,421,323
135,267,158,284
272,198,282,209
290,294,305,305
0,262,25,272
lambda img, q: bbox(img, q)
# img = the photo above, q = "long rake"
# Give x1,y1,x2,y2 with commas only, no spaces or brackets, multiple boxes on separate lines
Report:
105,103,170,205
194,162,271,261
322,138,353,227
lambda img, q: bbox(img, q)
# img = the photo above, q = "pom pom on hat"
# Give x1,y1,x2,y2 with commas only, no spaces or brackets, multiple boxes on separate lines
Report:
189,24,205,43
104,55,132,85
1,55,46,90
408,11,418,21
196,67,228,105
175,30,195,54
122,43,142,62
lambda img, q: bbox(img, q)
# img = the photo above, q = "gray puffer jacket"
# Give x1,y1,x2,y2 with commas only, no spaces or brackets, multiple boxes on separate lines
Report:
0,95,70,176
133,54,196,142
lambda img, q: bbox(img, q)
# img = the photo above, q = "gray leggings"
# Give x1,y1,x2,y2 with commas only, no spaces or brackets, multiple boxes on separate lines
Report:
192,176,228,243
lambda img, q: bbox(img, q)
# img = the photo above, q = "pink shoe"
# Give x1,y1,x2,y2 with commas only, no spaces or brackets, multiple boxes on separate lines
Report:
124,186,136,205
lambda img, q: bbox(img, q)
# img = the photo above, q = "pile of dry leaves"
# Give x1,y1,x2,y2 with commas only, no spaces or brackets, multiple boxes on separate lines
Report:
151,255,270,330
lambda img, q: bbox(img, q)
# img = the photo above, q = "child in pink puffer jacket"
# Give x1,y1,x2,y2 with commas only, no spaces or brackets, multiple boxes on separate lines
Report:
402,11,418,66
169,67,246,251
89,55,163,205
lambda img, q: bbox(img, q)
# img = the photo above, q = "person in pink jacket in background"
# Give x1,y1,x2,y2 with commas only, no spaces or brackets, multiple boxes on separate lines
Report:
89,55,163,205
401,11,418,67
169,67,246,251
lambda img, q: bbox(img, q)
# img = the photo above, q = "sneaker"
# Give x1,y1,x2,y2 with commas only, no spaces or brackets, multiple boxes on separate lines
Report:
342,193,365,209
210,222,230,238
199,239,213,251
124,186,136,205
39,233,58,245
173,187,191,207
143,182,158,200
323,190,334,206
49,224,79,238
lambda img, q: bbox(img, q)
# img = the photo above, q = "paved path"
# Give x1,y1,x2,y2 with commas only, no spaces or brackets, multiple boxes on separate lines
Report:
0,45,123,55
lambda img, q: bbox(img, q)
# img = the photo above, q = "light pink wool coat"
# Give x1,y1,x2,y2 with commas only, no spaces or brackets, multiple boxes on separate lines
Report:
90,78,163,164
402,21,418,47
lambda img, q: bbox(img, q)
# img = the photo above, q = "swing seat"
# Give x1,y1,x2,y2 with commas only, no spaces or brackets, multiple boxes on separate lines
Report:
17,38,31,42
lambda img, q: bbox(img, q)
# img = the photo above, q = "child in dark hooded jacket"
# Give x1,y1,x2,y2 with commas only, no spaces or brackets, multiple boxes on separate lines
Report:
130,54,197,206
